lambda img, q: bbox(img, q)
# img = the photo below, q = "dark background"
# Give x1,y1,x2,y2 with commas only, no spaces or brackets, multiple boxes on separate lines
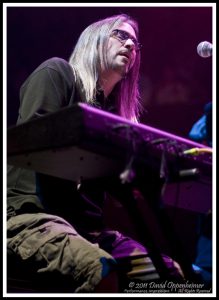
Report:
6,5,213,269
7,5,212,139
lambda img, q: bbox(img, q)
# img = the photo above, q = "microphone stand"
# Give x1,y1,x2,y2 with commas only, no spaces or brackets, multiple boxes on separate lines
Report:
110,150,200,282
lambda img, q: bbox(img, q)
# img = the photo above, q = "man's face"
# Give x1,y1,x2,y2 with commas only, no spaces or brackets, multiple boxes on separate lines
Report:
106,22,138,78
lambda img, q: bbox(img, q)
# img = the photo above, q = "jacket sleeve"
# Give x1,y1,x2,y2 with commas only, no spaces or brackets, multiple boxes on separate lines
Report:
7,58,76,216
17,57,76,124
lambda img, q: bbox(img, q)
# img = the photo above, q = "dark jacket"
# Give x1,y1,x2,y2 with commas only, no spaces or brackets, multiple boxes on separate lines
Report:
7,57,117,233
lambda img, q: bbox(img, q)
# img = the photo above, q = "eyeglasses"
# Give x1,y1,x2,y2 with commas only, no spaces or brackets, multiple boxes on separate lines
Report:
110,29,142,51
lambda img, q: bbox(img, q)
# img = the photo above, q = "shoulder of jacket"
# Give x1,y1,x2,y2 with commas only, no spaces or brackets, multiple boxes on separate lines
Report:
41,57,72,71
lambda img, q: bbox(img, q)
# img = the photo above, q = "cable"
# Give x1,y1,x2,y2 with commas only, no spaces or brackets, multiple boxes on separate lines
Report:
183,148,212,155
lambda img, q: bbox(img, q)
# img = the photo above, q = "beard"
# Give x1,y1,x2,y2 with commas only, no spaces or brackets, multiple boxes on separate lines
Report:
110,61,130,78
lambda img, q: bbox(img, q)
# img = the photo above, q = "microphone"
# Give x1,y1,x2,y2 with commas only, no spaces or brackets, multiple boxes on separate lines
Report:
197,41,212,58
